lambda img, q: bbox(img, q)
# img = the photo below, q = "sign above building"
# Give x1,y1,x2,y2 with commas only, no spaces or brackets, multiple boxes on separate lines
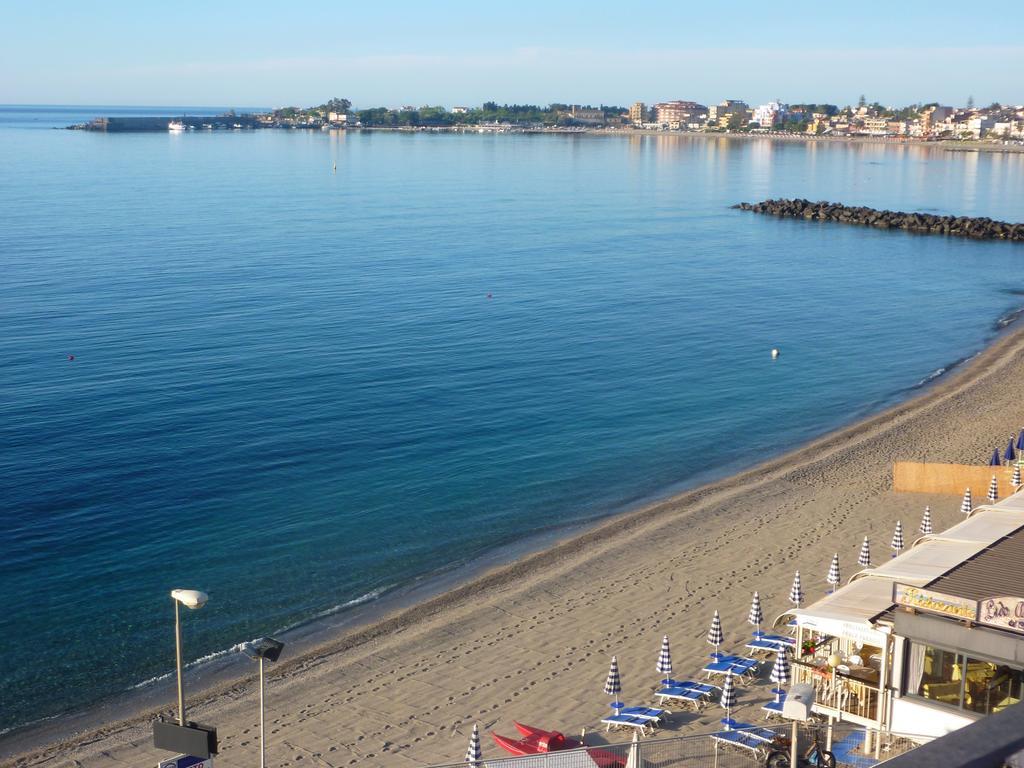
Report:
893,584,978,620
977,596,1024,635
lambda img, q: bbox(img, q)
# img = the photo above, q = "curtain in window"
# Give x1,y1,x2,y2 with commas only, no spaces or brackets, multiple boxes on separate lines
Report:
907,642,926,694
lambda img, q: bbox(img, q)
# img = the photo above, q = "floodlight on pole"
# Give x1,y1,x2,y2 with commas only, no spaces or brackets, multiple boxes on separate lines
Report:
170,589,208,726
242,637,285,768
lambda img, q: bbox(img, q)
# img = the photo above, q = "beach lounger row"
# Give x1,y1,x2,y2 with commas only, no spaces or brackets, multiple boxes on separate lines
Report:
703,655,760,682
709,719,781,756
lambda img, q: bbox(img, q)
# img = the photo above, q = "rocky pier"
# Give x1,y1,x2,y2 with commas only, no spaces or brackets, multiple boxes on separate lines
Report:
733,198,1024,242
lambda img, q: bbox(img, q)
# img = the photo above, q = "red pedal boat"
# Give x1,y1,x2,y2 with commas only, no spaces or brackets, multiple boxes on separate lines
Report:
491,723,624,768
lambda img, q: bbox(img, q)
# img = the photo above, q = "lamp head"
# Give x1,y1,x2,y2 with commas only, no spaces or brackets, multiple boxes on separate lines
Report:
171,589,209,610
241,637,285,663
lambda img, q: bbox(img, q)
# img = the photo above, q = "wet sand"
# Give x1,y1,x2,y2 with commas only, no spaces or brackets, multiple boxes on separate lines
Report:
6,326,1024,768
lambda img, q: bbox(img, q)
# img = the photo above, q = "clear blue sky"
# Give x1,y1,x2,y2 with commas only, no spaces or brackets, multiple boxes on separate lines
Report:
2,1,1021,108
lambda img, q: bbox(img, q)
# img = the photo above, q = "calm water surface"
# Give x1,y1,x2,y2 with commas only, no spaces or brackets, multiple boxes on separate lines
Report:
2,107,1024,733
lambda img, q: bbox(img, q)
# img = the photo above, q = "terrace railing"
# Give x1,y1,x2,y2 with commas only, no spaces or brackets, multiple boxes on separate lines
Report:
792,658,881,723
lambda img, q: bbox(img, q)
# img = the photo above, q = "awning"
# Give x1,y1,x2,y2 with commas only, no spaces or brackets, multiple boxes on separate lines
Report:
792,577,892,645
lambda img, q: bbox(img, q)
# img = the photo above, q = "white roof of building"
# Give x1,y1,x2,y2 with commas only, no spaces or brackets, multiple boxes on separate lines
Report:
794,494,1024,637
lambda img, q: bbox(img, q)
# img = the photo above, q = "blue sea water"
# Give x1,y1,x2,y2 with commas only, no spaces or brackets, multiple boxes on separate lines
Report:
2,106,1024,735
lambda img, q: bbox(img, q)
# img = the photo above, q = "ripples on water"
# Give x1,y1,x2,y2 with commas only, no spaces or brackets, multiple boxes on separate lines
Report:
2,107,1024,733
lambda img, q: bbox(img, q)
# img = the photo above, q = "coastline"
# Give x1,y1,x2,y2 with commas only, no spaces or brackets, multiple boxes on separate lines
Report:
6,318,1024,767
349,124,1024,154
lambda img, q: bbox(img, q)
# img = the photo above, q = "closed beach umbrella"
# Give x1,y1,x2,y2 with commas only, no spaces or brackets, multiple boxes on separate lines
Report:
770,646,791,689
604,656,623,714
720,672,736,722
465,723,481,765
707,610,724,659
656,635,673,685
826,553,841,590
1017,429,1024,453
920,506,933,536
961,488,973,516
990,448,1002,466
1013,464,1021,490
891,521,904,556
748,592,764,637
857,536,871,568
988,474,999,503
789,571,804,609
1006,438,1017,464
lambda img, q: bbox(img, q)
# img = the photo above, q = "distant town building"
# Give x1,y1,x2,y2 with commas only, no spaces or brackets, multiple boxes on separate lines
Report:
752,101,785,128
652,101,707,129
708,100,749,128
327,112,348,123
629,102,646,126
451,106,469,114
568,106,605,125
921,106,954,136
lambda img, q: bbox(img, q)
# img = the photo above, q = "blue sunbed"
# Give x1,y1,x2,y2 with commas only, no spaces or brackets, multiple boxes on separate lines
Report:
709,730,766,754
617,706,665,722
655,687,707,709
721,719,778,743
703,658,760,680
602,713,654,733
659,679,720,697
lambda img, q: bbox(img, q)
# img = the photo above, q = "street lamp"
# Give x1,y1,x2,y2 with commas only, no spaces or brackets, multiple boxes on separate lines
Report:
241,637,285,768
170,589,208,726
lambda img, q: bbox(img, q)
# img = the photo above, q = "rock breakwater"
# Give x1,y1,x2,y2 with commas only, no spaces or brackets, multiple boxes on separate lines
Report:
734,198,1024,241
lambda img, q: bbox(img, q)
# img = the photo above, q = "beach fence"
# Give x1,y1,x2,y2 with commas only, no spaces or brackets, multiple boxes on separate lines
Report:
892,462,1017,498
436,723,927,768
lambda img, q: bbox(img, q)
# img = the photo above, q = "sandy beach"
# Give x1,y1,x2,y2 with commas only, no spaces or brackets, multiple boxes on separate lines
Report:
6,323,1024,768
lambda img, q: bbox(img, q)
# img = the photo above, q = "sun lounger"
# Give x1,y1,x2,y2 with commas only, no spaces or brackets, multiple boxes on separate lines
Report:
762,690,787,719
709,730,767,755
617,706,665,722
721,719,778,743
702,658,760,681
660,680,720,697
602,713,654,734
745,639,782,654
757,634,796,648
655,687,707,709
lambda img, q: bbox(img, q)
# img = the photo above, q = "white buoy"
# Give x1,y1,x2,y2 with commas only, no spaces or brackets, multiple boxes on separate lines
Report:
771,348,780,359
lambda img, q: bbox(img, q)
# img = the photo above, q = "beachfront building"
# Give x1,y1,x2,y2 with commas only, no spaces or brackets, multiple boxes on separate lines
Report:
788,493,1024,744
629,101,647,126
652,100,707,130
752,101,785,128
707,100,750,129
567,106,605,126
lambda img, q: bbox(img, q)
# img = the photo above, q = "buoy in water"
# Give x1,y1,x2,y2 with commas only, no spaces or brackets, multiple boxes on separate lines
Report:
771,348,780,359
68,354,75,361
486,293,493,299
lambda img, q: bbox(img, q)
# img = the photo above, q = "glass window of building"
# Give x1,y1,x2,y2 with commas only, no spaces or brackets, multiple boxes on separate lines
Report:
962,658,1023,714
905,642,1024,713
907,644,962,705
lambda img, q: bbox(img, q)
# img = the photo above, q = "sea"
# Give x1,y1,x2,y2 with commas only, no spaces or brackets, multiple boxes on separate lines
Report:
2,105,1024,738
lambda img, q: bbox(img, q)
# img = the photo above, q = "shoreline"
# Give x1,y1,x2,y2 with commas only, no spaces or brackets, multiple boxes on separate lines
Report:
6,317,1024,766
347,125,1024,154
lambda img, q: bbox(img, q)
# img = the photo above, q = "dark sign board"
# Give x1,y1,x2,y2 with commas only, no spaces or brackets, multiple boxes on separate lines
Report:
153,721,218,758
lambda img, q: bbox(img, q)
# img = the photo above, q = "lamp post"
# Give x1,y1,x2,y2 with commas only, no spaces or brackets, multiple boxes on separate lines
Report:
241,637,285,768
170,589,208,726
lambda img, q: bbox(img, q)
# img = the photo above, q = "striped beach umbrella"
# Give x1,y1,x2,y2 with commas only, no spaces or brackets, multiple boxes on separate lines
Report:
961,488,973,516
707,610,724,659
1005,438,1017,464
770,646,791,690
656,635,673,685
604,656,623,713
857,536,871,567
826,553,841,590
789,571,804,609
990,448,1002,466
465,723,481,765
1012,464,1021,490
748,592,764,637
891,521,904,556
720,671,736,722
1017,429,1024,453
920,506,933,536
988,474,999,503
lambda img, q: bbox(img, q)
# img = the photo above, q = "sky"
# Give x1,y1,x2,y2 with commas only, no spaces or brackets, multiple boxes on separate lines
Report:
1,1,1022,109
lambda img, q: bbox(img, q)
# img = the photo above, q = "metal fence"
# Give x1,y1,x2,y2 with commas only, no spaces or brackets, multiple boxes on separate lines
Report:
430,722,931,768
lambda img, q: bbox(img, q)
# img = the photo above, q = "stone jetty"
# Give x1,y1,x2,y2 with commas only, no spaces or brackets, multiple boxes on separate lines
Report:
734,199,1024,241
